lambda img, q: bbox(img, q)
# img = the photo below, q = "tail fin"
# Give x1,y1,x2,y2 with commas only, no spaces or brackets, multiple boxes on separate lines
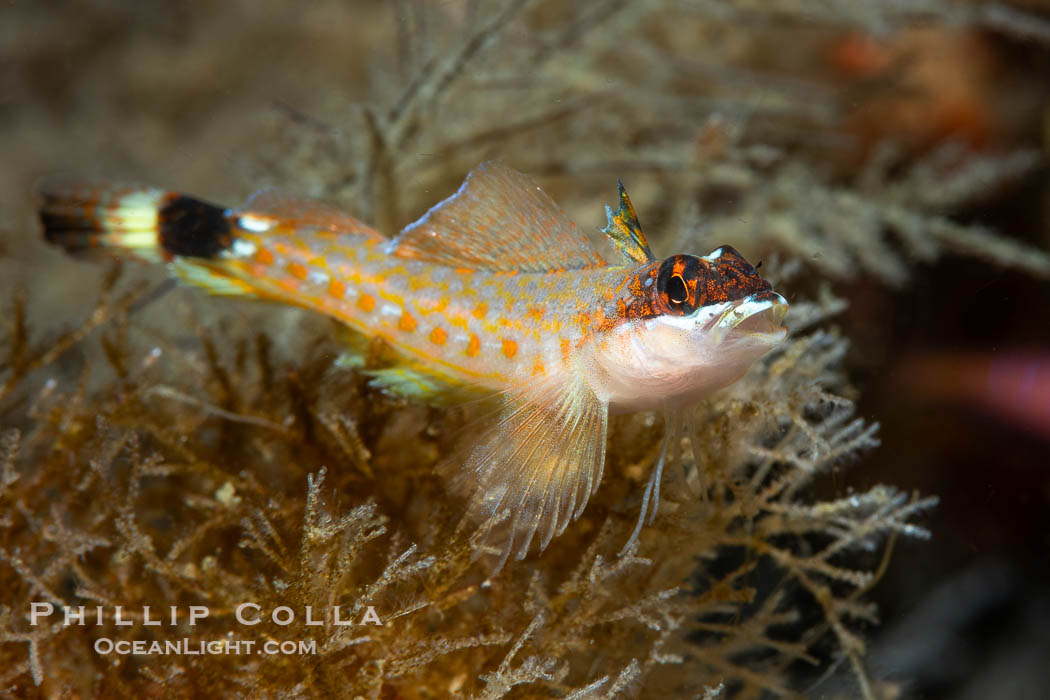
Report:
38,183,233,263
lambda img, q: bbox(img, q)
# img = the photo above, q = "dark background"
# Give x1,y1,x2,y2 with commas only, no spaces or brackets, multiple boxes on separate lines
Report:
3,1,1049,696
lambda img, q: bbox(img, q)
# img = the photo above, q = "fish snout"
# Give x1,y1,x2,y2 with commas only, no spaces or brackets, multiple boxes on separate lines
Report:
710,291,789,343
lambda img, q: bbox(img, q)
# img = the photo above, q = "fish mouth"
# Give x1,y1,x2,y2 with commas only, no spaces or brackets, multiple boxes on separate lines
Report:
706,291,788,344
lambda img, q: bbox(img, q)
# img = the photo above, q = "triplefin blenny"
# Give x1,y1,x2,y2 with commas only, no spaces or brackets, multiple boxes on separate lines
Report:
38,161,788,570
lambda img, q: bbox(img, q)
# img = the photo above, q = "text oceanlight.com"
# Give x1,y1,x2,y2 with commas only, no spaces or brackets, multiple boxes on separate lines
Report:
25,603,385,656
93,638,318,656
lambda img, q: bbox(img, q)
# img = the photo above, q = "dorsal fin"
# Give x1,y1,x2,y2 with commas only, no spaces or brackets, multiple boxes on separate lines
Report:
388,161,610,272
241,189,375,234
601,181,654,264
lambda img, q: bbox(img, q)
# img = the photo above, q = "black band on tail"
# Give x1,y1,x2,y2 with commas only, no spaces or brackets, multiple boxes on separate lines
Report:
158,195,234,258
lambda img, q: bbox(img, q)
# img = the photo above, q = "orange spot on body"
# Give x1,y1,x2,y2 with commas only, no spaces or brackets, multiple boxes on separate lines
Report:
254,248,275,265
399,313,417,332
286,262,309,280
358,294,375,312
473,302,488,320
429,327,447,345
276,279,300,294
466,334,481,358
532,357,545,376
502,338,518,359
560,337,572,363
328,278,346,298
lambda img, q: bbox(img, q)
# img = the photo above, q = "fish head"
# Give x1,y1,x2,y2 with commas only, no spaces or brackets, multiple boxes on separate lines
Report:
589,246,788,412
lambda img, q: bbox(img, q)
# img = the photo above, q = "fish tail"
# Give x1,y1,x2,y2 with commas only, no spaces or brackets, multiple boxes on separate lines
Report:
38,183,234,264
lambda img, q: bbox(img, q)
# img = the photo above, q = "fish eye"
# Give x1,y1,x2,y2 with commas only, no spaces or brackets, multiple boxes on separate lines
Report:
668,274,688,304
656,255,702,314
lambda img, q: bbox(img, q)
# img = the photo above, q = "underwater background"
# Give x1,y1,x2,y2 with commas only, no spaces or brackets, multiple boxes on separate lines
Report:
2,0,1049,697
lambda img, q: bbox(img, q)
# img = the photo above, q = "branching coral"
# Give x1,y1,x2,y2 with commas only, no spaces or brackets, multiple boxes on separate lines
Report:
676,145,1049,285
250,0,1049,290
0,274,935,697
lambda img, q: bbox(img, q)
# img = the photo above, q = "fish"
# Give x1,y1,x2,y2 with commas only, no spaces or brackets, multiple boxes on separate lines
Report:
37,161,788,571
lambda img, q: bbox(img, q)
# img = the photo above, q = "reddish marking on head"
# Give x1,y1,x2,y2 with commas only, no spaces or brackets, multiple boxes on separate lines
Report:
466,333,481,357
357,294,375,312
429,327,447,345
399,313,417,332
628,274,645,297
616,248,773,323
502,338,518,359
594,308,617,333
254,248,275,265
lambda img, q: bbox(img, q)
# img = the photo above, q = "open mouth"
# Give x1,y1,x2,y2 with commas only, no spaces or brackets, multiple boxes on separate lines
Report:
708,291,788,343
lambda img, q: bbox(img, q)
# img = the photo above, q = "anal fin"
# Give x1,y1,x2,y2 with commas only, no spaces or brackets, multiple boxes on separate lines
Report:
170,258,258,297
365,366,457,400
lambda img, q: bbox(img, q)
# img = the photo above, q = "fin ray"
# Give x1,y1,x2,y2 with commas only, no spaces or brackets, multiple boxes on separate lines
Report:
452,371,608,572
38,183,169,262
365,365,458,400
389,161,610,272
240,189,377,236
602,181,654,264
169,259,258,297
38,182,234,262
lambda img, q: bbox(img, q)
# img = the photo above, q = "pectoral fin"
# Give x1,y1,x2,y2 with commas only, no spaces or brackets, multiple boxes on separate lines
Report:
451,373,608,573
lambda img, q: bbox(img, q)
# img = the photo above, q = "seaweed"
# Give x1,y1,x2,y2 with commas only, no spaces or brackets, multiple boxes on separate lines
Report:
0,269,935,697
